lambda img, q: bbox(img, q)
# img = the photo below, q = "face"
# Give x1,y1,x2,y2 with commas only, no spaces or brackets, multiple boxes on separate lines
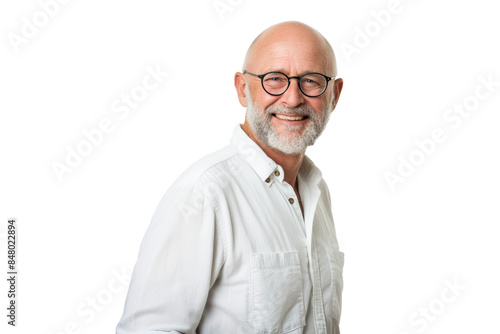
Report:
239,31,339,156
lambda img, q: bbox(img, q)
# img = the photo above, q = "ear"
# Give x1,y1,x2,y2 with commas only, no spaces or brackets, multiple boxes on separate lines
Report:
234,72,248,107
330,78,344,111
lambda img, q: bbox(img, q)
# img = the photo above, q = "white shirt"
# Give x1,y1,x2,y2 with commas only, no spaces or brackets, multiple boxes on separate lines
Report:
116,125,344,334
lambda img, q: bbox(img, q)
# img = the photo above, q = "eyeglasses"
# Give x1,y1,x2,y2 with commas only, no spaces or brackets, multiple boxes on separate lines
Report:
243,70,335,97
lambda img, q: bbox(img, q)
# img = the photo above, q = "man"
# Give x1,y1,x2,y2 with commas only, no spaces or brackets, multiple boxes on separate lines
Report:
117,21,344,334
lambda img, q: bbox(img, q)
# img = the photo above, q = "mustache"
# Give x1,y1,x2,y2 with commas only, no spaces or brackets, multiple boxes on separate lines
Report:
265,105,316,117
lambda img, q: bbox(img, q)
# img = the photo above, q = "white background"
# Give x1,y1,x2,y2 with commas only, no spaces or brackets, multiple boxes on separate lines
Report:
1,0,499,333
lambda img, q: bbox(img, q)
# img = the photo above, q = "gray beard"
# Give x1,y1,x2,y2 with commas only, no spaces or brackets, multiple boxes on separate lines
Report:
245,91,332,155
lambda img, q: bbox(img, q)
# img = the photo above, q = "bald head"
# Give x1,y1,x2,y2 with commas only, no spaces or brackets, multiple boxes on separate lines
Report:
243,21,337,76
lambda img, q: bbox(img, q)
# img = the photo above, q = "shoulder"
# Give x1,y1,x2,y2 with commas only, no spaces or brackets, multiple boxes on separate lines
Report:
154,145,241,211
175,144,240,187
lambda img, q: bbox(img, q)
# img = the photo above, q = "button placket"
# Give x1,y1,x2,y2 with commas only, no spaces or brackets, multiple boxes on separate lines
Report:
282,182,303,224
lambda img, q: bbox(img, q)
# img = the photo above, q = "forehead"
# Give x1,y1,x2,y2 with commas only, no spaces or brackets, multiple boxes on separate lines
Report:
250,38,331,75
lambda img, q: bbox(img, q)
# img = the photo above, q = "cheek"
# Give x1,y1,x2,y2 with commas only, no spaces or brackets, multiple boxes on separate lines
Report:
316,95,334,112
253,90,281,109
307,99,329,115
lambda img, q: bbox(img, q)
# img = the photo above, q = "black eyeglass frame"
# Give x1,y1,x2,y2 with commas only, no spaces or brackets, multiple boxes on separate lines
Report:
243,70,335,97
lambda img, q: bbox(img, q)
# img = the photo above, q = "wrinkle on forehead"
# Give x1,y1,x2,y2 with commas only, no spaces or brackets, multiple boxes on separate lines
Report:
243,21,337,76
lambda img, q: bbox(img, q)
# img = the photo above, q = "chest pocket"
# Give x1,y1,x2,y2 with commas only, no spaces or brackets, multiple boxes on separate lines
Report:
250,251,306,334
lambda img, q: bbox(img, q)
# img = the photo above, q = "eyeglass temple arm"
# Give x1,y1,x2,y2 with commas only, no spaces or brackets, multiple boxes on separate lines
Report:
243,70,265,78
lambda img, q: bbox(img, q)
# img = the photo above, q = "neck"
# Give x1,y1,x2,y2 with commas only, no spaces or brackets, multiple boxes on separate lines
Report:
241,122,304,189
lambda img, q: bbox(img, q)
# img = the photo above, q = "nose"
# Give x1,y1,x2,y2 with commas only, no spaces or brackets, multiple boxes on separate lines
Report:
280,78,305,108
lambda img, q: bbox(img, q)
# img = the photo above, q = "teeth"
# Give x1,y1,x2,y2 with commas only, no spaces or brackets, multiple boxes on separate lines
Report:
274,114,306,121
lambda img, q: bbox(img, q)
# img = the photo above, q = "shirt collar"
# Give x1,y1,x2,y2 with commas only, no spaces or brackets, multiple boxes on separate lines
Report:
230,125,281,185
299,154,323,187
230,125,323,187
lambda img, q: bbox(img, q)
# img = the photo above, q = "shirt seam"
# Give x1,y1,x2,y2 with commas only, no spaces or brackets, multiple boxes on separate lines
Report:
209,193,228,268
188,149,237,272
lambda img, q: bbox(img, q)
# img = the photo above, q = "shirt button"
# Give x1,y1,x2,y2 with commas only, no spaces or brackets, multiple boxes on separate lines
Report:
274,170,280,176
289,198,294,204
265,177,270,183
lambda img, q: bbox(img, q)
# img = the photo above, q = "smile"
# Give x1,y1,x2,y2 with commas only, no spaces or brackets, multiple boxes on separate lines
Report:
272,113,309,121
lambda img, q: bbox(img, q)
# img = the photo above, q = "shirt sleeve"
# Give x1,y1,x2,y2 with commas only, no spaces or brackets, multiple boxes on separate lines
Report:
116,179,226,334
